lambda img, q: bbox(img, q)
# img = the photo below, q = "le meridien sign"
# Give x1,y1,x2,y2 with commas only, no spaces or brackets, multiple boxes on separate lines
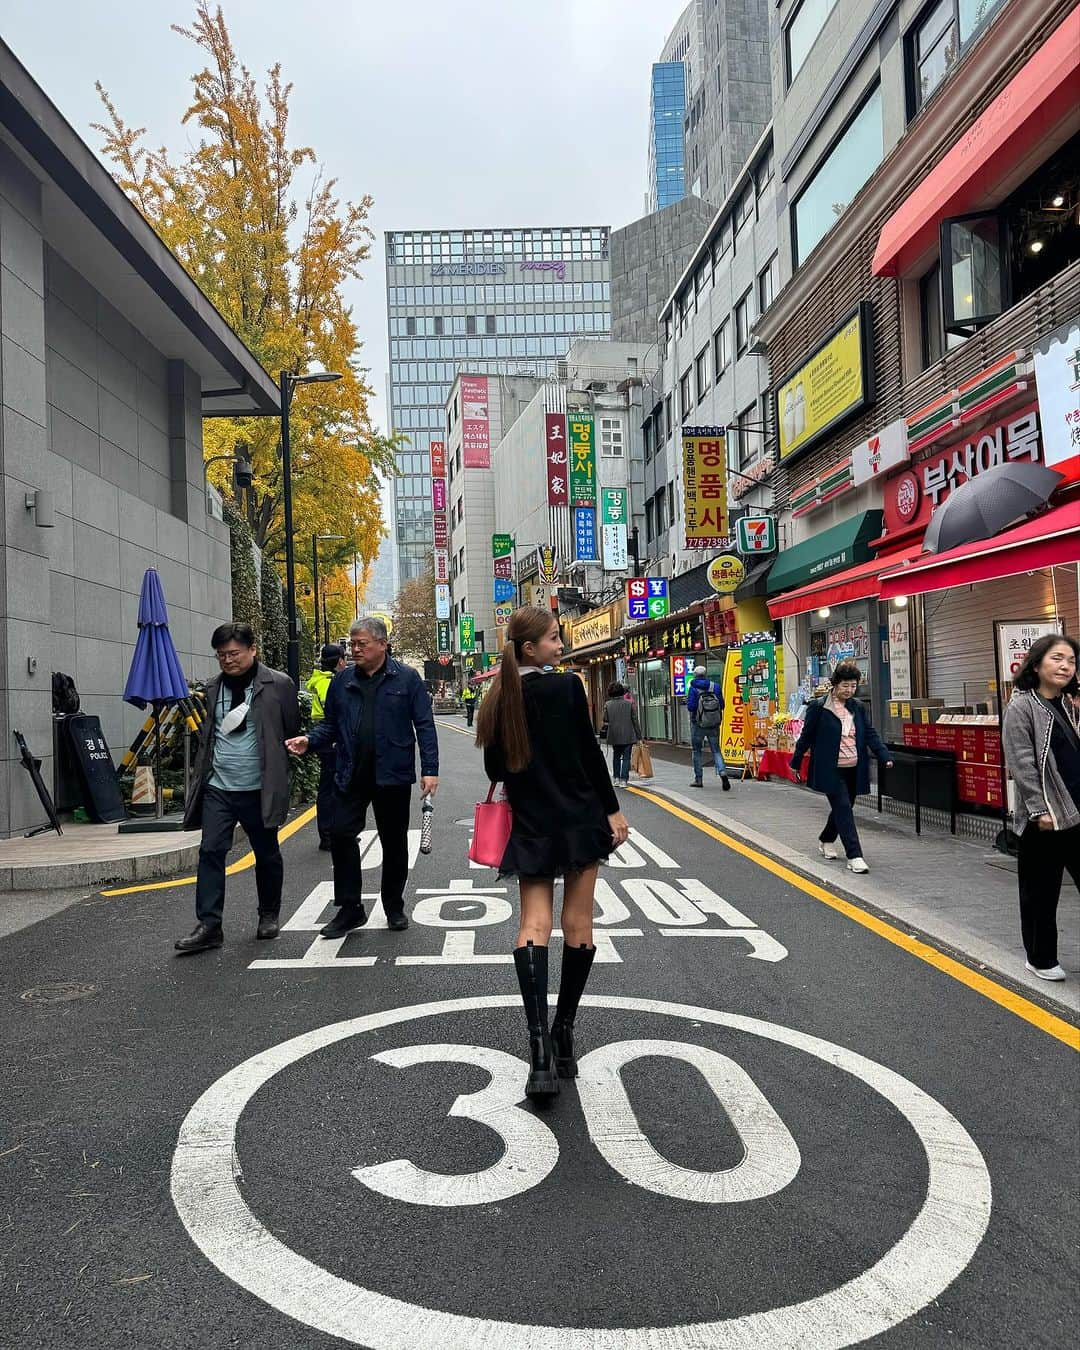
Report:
429,260,571,279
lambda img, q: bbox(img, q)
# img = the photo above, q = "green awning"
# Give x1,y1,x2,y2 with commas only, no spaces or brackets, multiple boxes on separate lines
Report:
767,510,884,595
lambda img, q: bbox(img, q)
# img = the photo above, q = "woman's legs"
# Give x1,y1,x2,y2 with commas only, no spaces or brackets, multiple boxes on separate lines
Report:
1017,824,1065,969
514,877,558,1098
551,867,599,1077
561,865,598,947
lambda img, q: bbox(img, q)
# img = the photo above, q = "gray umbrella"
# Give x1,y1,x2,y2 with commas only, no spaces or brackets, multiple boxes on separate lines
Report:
923,460,1064,553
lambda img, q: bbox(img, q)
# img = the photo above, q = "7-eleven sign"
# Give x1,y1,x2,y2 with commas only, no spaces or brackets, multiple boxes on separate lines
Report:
735,515,777,555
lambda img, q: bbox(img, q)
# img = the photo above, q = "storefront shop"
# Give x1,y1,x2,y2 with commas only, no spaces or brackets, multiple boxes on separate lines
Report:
625,614,707,744
564,600,625,725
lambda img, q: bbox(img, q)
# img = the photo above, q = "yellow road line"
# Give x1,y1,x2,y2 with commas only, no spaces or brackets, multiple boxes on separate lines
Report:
100,806,318,897
436,717,475,739
629,786,1080,1052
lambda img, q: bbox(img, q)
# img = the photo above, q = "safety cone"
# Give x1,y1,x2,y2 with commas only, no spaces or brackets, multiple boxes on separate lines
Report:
132,764,156,813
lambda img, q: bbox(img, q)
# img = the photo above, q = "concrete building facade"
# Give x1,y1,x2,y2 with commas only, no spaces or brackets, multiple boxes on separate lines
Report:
609,196,716,346
0,40,278,836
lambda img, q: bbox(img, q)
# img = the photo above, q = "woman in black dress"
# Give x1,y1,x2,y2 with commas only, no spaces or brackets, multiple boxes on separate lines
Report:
476,605,630,1100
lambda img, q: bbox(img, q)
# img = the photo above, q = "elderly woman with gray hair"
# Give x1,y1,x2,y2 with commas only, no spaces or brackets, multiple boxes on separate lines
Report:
287,616,439,938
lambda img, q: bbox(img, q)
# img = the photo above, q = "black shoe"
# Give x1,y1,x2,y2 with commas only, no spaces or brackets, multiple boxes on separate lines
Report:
689,779,703,788
175,922,223,954
386,913,409,931
256,915,280,940
551,943,596,1078
320,904,367,939
721,775,732,791
513,942,559,1100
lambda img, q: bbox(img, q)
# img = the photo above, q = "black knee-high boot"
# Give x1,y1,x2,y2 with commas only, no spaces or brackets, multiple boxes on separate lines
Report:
550,943,596,1078
513,941,559,1099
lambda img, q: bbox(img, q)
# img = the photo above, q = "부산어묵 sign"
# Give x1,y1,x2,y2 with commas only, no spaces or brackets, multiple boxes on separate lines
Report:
777,304,872,465
569,416,596,507
682,427,728,548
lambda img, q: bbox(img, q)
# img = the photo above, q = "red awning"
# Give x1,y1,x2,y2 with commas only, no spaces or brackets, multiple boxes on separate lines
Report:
768,549,921,620
872,10,1080,278
878,501,1080,600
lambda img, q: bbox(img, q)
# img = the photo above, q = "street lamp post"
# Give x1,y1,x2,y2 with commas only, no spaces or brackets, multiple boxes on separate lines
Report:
312,532,346,648
279,367,342,685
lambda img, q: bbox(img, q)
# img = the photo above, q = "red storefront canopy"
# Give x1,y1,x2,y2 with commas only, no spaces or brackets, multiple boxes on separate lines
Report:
768,549,921,620
872,10,1080,278
877,501,1080,600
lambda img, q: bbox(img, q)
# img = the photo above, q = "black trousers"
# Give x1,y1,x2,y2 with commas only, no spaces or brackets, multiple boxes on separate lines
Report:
195,786,283,925
1017,822,1080,969
465,701,476,727
819,766,862,859
329,779,413,917
315,748,338,845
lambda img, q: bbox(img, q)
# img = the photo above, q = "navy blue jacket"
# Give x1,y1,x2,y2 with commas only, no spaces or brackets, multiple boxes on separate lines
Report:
790,695,889,795
686,675,723,719
307,657,439,789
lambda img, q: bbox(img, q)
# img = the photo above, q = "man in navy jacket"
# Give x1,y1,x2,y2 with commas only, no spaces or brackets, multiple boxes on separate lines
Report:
287,617,439,936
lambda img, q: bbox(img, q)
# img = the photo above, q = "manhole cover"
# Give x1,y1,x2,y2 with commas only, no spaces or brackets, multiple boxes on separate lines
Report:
20,981,99,1004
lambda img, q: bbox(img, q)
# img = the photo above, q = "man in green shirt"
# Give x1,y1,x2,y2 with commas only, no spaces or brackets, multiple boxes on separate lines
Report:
306,644,347,849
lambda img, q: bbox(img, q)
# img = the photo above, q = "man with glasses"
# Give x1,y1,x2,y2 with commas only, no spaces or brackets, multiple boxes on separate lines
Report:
286,616,439,936
176,622,300,953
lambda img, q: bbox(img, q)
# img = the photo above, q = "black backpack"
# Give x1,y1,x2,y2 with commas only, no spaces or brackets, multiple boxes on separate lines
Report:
695,685,723,729
52,671,81,716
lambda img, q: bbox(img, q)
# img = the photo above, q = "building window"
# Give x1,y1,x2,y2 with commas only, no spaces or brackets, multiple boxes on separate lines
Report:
485,315,497,334
664,395,673,441
786,0,838,84
466,316,477,335
646,499,656,543
906,0,1007,118
758,254,779,314
712,217,733,268
695,346,711,401
737,405,758,471
792,84,883,266
733,185,755,239
680,370,692,419
599,417,624,457
755,146,774,193
735,290,753,356
643,418,654,463
434,316,444,336
713,319,731,374
406,316,417,336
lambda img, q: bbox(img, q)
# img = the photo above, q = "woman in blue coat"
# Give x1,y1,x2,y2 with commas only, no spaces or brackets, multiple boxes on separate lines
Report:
789,663,893,874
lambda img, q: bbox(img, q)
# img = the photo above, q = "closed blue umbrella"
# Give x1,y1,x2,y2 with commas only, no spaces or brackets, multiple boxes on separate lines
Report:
123,569,189,821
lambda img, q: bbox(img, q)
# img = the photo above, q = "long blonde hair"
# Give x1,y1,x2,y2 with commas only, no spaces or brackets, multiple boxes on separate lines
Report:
474,606,555,773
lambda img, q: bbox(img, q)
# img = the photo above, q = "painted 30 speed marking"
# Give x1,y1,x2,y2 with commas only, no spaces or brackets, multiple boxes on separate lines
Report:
171,995,992,1349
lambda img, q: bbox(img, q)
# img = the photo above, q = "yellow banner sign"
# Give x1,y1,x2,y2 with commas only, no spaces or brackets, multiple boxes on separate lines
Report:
777,305,871,463
718,648,745,766
569,607,614,650
707,554,745,594
682,428,729,548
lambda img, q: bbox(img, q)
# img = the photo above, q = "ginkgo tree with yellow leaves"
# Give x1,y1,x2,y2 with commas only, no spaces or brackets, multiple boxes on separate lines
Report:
94,2,395,642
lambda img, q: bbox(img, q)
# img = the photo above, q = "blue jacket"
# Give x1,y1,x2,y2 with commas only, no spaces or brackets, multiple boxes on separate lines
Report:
686,676,723,718
307,657,439,789
791,695,889,795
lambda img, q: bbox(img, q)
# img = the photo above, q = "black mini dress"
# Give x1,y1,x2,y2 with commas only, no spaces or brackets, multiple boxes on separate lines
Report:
483,670,620,879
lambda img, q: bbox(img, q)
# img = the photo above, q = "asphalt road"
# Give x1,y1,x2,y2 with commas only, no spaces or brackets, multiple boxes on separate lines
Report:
2,714,1078,1349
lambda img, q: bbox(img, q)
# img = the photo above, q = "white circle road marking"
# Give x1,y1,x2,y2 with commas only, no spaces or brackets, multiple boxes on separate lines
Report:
171,995,992,1349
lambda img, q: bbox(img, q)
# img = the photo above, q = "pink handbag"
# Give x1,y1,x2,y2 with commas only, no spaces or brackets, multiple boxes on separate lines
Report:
469,783,512,868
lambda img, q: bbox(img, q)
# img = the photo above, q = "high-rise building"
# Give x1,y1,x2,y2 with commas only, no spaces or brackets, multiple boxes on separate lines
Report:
384,226,612,585
646,3,704,213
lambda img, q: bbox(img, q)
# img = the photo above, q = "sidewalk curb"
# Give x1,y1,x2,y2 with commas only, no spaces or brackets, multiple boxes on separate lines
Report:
631,782,1079,1021
1,840,204,893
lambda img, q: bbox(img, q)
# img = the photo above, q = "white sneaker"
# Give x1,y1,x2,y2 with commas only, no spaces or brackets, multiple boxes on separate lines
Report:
847,857,870,874
1025,961,1067,981
817,841,839,860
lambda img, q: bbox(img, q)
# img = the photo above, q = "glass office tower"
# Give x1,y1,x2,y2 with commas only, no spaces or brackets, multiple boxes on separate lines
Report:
649,63,688,211
384,226,611,585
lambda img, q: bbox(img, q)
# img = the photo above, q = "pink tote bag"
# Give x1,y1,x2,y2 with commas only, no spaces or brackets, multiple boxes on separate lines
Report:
469,783,512,868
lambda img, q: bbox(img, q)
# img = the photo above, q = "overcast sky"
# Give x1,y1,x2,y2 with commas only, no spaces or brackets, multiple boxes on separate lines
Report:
3,0,676,433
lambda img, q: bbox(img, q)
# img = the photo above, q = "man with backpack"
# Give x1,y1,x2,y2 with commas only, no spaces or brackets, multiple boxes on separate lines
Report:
686,665,731,791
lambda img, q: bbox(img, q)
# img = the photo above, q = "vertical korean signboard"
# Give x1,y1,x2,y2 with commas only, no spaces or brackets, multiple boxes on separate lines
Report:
430,440,448,553
492,533,515,603
545,413,570,505
459,613,475,652
574,507,598,562
601,488,628,571
436,620,451,654
682,426,729,548
569,415,596,506
461,376,491,468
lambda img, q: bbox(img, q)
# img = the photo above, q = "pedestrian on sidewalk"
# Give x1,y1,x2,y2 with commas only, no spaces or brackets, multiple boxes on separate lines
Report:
1002,634,1080,982
176,623,300,953
686,666,731,790
602,682,641,788
789,662,892,874
475,606,630,1101
461,682,478,727
286,616,439,937
306,643,347,852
